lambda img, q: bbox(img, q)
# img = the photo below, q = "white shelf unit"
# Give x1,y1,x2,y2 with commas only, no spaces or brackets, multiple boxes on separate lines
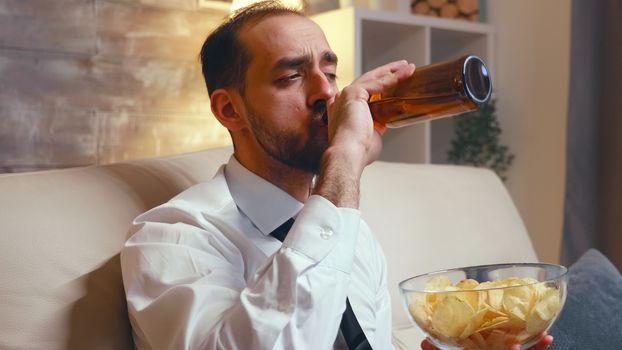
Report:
312,7,495,164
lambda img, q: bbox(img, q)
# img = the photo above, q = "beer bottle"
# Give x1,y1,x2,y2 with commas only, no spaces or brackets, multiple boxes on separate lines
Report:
369,55,492,129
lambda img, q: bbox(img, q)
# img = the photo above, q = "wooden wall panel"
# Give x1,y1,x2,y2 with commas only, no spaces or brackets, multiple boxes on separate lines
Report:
97,112,229,163
96,1,223,61
91,57,211,113
110,0,199,11
0,51,102,112
0,0,96,54
0,106,97,171
0,0,231,173
0,52,210,114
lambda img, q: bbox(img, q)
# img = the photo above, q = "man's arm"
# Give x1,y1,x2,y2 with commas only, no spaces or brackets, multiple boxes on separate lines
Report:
313,60,415,208
121,197,362,350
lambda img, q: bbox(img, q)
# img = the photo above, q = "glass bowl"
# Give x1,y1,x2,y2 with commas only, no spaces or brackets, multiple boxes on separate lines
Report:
398,263,568,350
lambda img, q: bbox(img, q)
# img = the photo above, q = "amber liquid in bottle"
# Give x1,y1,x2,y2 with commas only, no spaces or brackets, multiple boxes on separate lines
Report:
369,55,492,128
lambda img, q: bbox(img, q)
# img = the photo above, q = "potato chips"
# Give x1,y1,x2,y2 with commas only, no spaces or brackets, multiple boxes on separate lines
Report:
407,276,562,350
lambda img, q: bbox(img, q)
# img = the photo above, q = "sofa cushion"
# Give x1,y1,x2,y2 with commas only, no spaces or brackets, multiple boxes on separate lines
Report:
549,249,622,350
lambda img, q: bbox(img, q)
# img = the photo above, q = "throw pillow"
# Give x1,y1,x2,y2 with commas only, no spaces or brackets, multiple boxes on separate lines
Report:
549,249,622,349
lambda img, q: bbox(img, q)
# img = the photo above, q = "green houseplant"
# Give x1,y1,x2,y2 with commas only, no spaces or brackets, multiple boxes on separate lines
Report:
447,100,514,181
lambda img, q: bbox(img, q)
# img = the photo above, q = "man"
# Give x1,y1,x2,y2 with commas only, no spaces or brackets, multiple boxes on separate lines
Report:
120,1,553,349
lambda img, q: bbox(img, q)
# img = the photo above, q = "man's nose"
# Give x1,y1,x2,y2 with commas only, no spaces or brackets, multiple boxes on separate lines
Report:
307,69,336,107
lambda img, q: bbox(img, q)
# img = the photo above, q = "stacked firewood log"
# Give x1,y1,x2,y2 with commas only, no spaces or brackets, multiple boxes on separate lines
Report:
411,0,480,21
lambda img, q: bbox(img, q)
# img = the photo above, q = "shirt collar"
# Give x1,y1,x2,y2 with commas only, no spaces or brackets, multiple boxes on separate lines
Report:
224,156,304,237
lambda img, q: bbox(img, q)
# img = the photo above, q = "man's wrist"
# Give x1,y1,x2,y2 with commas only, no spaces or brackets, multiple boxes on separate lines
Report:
312,146,364,208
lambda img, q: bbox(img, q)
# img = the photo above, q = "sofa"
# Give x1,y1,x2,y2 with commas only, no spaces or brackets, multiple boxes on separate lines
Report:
0,146,540,350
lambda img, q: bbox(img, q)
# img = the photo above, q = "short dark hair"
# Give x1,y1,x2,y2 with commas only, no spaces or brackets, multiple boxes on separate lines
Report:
199,1,305,96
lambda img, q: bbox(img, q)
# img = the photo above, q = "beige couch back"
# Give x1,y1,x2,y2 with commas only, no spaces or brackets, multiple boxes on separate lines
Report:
0,147,537,350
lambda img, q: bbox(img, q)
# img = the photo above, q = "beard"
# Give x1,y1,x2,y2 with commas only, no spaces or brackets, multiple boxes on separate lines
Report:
244,100,328,174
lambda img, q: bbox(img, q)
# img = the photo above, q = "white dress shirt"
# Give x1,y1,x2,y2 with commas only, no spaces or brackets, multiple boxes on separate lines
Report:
121,156,393,349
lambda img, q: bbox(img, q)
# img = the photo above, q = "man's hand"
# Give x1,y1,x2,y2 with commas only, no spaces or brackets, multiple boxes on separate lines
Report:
314,60,415,208
325,60,415,174
420,332,553,350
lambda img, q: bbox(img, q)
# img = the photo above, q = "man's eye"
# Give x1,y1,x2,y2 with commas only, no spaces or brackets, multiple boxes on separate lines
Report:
277,74,301,83
324,72,337,81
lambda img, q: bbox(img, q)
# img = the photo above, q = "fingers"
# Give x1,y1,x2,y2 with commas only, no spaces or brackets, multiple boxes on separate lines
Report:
420,339,438,350
424,331,553,350
354,60,415,97
538,334,554,349
533,331,553,350
363,59,415,80
509,332,553,350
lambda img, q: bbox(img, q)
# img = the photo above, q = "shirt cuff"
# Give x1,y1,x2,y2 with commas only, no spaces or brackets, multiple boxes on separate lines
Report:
282,195,361,273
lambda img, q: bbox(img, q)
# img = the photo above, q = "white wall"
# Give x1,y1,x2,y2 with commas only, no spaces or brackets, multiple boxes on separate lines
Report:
487,1,571,263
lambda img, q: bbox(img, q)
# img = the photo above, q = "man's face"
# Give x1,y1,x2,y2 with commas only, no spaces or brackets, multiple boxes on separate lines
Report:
237,14,338,173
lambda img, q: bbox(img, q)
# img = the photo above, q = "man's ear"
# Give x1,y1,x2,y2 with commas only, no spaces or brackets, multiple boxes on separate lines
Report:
210,88,246,132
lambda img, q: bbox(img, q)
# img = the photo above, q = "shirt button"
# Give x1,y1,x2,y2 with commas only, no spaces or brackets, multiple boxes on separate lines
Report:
319,227,333,240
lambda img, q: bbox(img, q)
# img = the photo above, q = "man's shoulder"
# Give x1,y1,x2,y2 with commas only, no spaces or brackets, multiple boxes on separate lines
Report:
133,166,236,225
172,166,230,208
125,166,250,249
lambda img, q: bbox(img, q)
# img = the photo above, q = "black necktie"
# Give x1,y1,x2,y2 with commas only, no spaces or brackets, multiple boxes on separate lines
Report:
270,219,372,350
